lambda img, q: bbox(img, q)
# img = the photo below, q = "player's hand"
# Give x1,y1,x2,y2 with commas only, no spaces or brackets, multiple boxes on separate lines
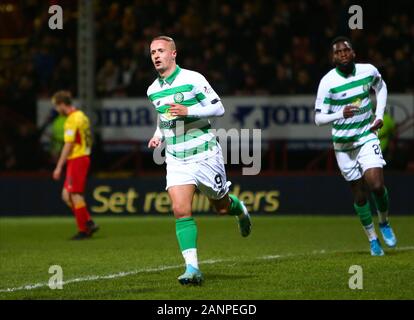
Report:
148,136,162,149
169,103,188,117
370,118,384,132
343,105,359,118
53,167,61,180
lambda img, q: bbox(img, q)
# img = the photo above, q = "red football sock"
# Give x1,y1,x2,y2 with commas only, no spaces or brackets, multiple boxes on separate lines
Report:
73,202,91,232
72,207,87,232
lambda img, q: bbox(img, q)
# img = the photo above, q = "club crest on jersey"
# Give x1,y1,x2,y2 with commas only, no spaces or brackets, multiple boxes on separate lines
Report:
362,84,370,91
174,92,184,103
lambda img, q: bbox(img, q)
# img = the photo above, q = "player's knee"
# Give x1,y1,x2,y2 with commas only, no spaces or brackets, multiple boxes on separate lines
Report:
355,198,367,207
172,203,192,218
70,193,84,203
214,206,229,215
370,183,385,196
61,192,71,206
354,193,368,206
210,196,231,215
364,177,383,194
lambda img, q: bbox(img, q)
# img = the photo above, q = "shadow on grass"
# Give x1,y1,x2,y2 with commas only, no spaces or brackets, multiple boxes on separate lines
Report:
205,274,253,281
103,287,159,295
334,248,407,257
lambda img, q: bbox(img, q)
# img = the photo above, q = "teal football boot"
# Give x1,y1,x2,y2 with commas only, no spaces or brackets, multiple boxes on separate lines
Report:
379,222,397,248
178,265,203,285
370,239,385,256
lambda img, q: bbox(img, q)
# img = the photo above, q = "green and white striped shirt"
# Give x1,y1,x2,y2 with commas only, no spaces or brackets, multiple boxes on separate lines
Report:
147,65,220,162
315,63,384,152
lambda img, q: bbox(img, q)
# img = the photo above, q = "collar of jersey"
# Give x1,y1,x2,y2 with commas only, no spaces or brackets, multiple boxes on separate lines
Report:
67,107,77,115
158,65,181,86
335,66,356,78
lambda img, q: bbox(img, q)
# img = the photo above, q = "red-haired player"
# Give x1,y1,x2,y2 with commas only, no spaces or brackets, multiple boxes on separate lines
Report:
51,90,99,240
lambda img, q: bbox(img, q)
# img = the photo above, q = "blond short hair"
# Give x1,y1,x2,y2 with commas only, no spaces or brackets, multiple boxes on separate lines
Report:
51,90,72,105
151,35,176,50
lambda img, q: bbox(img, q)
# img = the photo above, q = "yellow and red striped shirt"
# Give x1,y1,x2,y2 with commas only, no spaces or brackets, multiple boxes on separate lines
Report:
64,110,92,160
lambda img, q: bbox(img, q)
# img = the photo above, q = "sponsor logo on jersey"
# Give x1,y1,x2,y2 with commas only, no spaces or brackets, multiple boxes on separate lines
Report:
352,98,362,107
204,86,212,94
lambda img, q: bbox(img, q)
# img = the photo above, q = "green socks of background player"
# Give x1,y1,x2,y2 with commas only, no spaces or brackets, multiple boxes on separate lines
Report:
176,217,199,269
372,187,389,225
354,202,378,241
354,187,390,240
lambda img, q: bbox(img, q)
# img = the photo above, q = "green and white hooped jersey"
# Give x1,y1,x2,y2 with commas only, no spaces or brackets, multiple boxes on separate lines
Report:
147,66,220,162
315,63,384,152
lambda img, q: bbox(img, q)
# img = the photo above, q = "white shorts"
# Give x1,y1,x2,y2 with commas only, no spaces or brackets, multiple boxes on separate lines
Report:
165,151,230,200
335,138,386,181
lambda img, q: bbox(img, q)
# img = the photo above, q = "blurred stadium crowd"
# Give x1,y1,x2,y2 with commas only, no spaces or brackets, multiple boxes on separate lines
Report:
0,0,413,171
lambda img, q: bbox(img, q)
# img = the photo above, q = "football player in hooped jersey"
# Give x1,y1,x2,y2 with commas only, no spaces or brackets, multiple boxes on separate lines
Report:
52,90,99,240
147,36,251,285
315,37,397,256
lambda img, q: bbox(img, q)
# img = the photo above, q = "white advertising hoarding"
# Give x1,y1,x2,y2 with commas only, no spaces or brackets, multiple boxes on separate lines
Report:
37,94,413,143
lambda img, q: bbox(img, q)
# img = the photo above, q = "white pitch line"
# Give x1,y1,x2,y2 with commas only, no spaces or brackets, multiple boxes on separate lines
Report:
0,260,233,293
1,246,413,293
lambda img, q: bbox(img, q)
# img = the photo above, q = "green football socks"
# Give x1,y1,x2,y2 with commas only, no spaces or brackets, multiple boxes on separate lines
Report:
228,194,244,216
176,217,199,269
175,217,198,251
354,201,377,241
372,187,389,224
354,202,373,226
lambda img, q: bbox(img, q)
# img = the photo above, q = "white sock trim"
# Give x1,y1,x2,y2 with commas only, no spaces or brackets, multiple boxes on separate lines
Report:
182,248,199,269
363,223,378,241
377,210,389,224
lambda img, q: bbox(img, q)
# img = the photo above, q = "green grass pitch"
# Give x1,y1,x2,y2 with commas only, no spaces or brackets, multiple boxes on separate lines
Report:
0,216,413,299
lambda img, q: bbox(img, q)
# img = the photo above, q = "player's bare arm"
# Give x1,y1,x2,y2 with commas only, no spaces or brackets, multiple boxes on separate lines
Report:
53,142,74,180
